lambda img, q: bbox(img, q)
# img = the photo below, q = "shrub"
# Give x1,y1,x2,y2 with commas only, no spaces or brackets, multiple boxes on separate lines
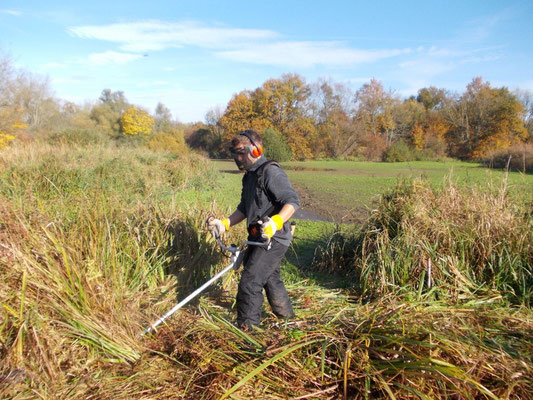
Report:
358,133,387,161
382,141,416,162
48,127,110,147
481,143,533,173
263,128,292,161
119,106,155,136
147,129,187,155
0,131,16,149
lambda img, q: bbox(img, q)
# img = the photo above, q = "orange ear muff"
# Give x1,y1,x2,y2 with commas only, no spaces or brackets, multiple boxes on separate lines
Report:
240,131,263,158
251,143,263,158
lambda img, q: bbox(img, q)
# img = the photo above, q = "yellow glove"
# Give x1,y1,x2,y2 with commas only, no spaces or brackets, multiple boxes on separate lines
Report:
260,215,284,239
208,218,230,237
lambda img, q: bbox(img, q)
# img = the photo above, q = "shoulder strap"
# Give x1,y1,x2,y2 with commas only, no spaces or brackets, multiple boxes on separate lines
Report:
254,160,280,209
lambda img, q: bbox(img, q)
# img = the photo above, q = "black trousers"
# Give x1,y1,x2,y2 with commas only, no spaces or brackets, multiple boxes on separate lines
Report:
236,240,294,328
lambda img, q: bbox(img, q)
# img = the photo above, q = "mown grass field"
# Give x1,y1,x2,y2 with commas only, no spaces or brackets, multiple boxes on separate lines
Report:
212,159,533,223
1,141,532,399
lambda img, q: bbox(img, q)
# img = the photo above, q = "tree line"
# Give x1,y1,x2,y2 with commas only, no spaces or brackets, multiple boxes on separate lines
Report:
192,74,532,161
0,53,186,152
1,52,532,162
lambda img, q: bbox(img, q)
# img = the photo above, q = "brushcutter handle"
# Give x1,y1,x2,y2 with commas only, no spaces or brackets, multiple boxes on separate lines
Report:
215,237,270,254
244,239,271,248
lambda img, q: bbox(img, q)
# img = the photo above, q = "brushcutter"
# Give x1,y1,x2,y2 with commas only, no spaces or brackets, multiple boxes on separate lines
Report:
142,217,269,335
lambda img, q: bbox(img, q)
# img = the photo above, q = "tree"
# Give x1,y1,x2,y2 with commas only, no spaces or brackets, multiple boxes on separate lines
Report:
262,128,292,161
0,52,59,144
254,74,313,158
515,89,533,141
154,102,173,133
354,79,399,146
91,89,130,135
417,86,448,110
119,106,155,137
219,91,269,140
204,105,225,154
309,79,359,158
0,53,18,147
99,89,128,114
444,78,528,158
13,72,59,131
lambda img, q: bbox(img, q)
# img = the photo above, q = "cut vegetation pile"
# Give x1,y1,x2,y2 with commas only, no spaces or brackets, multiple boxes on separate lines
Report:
314,178,533,305
1,140,532,399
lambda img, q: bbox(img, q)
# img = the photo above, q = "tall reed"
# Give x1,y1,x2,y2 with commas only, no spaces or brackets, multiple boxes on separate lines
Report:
313,177,533,304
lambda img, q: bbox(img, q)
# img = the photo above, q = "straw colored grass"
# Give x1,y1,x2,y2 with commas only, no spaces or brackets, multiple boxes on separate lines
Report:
1,140,532,399
313,177,533,305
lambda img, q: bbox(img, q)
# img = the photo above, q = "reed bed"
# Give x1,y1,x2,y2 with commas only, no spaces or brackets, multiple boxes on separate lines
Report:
1,140,532,399
313,177,533,305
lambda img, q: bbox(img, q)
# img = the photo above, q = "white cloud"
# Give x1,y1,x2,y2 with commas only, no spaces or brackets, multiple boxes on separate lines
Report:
87,51,142,65
69,20,278,53
68,20,411,68
0,9,21,16
217,41,412,68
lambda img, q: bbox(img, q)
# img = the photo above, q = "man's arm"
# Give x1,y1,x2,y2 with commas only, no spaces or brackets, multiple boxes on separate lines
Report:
228,208,246,227
277,203,295,223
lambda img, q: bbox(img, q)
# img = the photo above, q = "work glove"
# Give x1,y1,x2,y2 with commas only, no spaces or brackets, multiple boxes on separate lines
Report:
260,215,284,240
208,218,230,238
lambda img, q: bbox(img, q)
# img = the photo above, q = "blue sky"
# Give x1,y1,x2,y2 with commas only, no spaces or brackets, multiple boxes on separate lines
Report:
1,0,532,122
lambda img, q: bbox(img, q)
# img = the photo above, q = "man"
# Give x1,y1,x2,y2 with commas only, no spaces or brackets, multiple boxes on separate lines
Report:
208,130,300,330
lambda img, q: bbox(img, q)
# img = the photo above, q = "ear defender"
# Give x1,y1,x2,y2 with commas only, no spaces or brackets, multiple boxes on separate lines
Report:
239,131,263,158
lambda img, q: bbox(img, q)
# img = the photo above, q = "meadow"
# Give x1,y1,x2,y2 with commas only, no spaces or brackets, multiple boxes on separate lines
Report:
213,159,533,223
1,139,532,399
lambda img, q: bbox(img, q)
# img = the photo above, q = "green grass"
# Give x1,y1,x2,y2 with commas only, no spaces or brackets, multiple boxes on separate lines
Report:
212,159,533,223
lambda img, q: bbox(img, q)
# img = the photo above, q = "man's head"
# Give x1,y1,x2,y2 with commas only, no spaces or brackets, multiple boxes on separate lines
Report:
230,130,263,171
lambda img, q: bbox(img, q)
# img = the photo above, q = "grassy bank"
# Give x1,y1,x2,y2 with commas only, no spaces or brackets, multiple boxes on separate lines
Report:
1,143,532,399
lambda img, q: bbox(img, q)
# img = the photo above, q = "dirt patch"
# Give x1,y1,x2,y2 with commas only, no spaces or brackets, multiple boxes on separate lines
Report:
291,182,369,225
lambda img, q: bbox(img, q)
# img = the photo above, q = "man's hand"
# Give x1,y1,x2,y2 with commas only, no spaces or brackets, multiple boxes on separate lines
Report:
260,215,284,239
207,218,230,237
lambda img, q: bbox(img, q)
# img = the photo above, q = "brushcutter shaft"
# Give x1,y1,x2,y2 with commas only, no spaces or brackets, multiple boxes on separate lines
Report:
141,225,271,335
143,253,239,335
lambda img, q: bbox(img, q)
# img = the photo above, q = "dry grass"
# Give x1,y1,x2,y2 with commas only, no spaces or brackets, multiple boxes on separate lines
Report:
314,177,533,305
1,139,532,399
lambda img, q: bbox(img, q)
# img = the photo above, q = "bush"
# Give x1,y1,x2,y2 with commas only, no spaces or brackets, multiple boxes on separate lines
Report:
0,131,16,149
382,141,416,162
48,127,110,147
263,128,292,161
481,143,533,173
147,129,187,155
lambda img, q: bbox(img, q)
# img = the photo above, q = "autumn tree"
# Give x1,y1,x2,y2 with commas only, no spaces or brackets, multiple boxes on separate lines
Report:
417,86,448,110
515,89,533,141
254,74,314,158
309,79,357,158
444,78,528,158
219,91,269,140
354,79,399,147
0,52,59,146
119,106,155,137
0,53,18,147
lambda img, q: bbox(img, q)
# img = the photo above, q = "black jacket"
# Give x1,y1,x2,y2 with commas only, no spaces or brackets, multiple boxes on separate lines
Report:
237,157,300,246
